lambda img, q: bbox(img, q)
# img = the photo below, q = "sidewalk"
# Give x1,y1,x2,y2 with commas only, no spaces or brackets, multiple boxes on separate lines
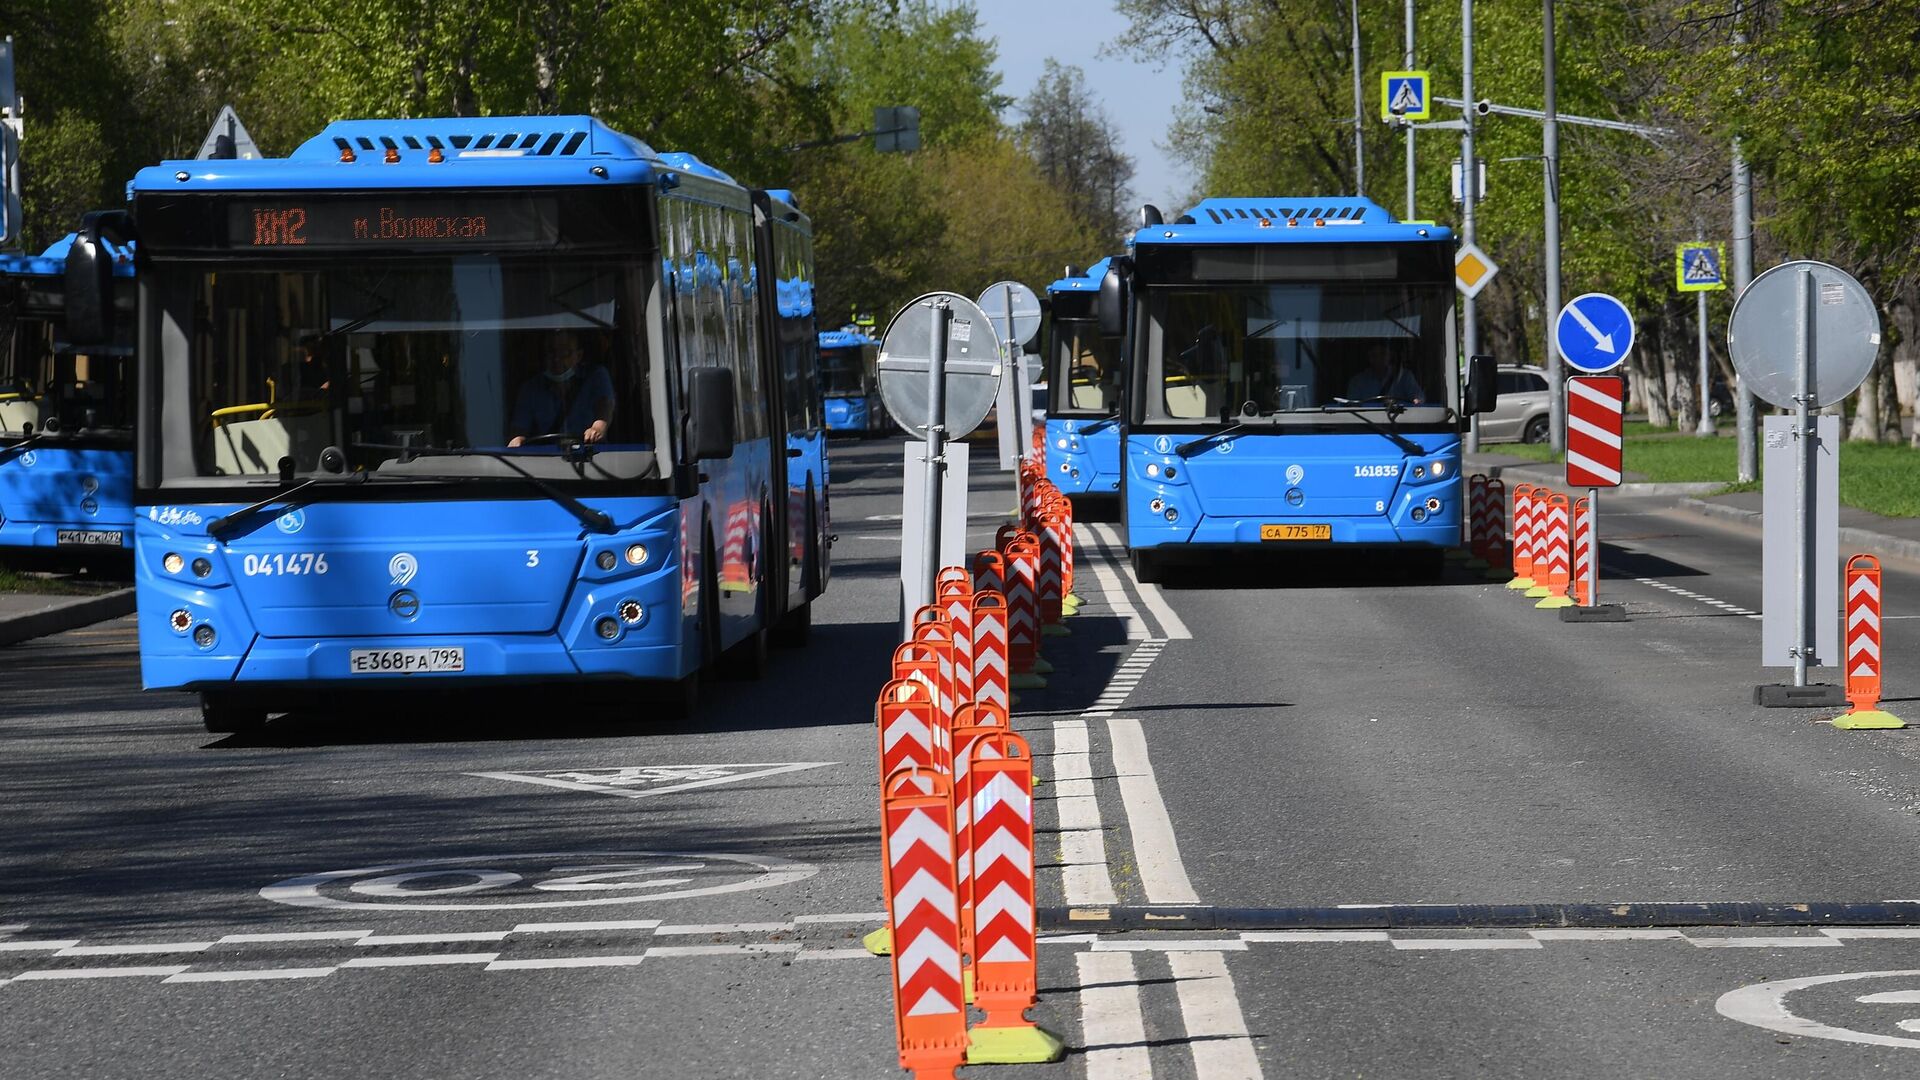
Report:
1462,451,1723,497
0,588,135,647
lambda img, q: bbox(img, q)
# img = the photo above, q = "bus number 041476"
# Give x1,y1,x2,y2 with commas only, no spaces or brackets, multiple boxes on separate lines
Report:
242,552,331,576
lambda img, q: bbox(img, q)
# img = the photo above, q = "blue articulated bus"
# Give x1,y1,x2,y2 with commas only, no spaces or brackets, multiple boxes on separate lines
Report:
817,327,884,436
0,235,137,564
1098,198,1498,582
68,116,829,731
1042,258,1121,500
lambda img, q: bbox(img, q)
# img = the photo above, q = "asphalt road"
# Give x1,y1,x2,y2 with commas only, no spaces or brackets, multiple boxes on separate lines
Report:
9,445,1920,1079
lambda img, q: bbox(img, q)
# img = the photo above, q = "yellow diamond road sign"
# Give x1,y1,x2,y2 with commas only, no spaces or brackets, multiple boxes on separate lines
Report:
1455,242,1498,299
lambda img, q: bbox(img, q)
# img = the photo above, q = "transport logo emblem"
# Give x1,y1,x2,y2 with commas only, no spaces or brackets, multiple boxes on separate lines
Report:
1285,464,1304,485
1153,435,1173,454
389,552,419,586
389,590,420,619
17,450,34,467
276,510,305,534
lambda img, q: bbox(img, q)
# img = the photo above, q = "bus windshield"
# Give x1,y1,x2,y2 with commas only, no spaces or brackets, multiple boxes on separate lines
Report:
1050,317,1120,415
1139,282,1453,424
0,290,136,441
181,256,656,481
819,346,866,397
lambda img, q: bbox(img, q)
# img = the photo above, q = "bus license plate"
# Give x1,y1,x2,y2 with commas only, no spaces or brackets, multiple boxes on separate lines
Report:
348,647,465,674
1261,524,1331,541
56,530,124,546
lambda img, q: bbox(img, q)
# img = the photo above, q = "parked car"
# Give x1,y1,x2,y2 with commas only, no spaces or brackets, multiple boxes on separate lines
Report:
1480,365,1553,443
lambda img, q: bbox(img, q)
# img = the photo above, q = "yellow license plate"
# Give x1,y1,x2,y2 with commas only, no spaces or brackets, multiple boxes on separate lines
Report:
1261,524,1331,541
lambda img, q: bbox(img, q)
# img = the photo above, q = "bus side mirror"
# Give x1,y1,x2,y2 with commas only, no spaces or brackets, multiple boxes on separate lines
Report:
1097,261,1129,338
1468,354,1499,414
63,210,135,347
687,367,738,461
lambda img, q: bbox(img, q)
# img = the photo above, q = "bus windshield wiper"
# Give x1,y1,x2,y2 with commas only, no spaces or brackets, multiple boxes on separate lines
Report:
353,442,615,534
1321,398,1423,456
208,473,370,541
1174,408,1278,458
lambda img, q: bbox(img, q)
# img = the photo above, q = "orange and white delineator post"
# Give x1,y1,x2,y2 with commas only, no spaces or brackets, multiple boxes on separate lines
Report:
877,678,942,783
1531,492,1574,608
1571,496,1593,605
972,549,1006,597
1465,474,1491,567
913,617,960,727
970,592,1011,712
1835,555,1905,729
880,766,969,1080
962,731,1064,1063
1482,478,1510,580
1524,487,1553,593
1036,512,1066,628
1507,482,1537,589
1002,536,1044,687
892,642,952,772
949,702,1010,982
938,579,976,705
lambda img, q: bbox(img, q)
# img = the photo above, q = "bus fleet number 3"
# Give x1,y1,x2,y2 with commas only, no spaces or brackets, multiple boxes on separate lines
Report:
242,552,331,576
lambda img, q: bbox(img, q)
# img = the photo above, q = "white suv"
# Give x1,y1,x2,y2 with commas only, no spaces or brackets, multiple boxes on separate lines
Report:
1480,365,1552,444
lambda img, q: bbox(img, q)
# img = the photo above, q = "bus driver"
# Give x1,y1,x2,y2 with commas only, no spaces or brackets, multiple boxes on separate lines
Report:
507,332,614,447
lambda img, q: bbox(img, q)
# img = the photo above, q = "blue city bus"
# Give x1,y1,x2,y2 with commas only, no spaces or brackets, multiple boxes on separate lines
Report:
1098,198,1497,582
0,234,137,565
1042,258,1121,500
818,327,884,436
67,116,829,731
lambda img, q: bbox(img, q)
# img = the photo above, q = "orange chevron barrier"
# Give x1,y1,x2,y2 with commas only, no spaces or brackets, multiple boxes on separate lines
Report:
1835,555,1904,729
881,766,968,1080
1507,482,1537,589
963,730,1061,1063
1571,496,1592,606
1002,535,1042,686
1532,492,1574,608
949,702,1010,984
1481,478,1509,579
938,580,976,705
972,549,1006,597
970,591,1011,711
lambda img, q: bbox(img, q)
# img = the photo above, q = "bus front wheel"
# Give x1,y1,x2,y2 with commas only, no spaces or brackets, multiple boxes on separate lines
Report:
1130,548,1163,585
200,693,266,735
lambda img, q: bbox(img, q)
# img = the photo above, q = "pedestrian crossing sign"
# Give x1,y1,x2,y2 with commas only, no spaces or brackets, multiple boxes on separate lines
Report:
1675,242,1726,292
1380,71,1430,122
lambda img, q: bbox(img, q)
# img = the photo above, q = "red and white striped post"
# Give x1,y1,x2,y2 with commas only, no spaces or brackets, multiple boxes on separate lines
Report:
1835,555,1904,729
1532,493,1574,609
1507,482,1537,589
881,766,968,1080
1571,496,1593,606
963,731,1064,1063
970,592,1011,712
1482,478,1510,580
938,579,975,706
1466,474,1491,568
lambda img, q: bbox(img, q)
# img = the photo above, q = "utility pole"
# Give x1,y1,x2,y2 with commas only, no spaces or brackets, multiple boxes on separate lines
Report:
1404,0,1416,220
1461,0,1480,452
1542,0,1564,451
1732,27,1757,480
1351,0,1366,195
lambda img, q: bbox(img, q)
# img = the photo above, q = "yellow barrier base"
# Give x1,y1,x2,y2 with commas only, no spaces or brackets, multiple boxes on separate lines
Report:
1524,585,1552,598
1064,593,1084,606
1506,576,1536,591
1032,657,1055,675
1042,624,1070,637
964,967,975,1004
967,1025,1068,1064
1534,595,1574,609
1011,673,1048,690
1485,566,1512,580
1833,709,1906,730
863,926,891,956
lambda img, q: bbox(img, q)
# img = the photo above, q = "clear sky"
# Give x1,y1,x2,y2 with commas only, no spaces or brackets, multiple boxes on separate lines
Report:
968,0,1189,215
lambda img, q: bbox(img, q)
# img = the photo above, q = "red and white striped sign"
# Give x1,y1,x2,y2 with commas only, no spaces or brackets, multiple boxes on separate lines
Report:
1566,375,1625,487
880,767,968,1075
967,731,1043,1033
1846,555,1884,711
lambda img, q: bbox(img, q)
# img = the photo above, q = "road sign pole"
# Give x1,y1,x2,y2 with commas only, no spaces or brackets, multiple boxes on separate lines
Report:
1695,288,1714,436
1731,29,1758,484
1792,266,1813,688
1587,487,1600,605
1001,283,1022,512
1350,0,1365,194
1404,0,1416,220
920,301,952,629
1461,0,1480,453
1543,0,1564,452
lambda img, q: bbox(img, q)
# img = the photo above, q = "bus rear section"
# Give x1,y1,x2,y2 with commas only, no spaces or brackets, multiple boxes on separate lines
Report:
1112,198,1466,580
818,328,882,435
0,238,137,565
1043,259,1122,500
112,116,808,730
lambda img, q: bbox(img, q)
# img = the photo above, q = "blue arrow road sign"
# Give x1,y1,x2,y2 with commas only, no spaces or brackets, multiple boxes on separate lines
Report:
1555,293,1635,373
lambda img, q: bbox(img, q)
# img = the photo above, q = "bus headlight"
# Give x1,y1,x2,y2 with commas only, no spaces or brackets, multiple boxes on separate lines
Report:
596,616,620,640
1149,498,1165,513
618,599,644,625
169,609,192,633
625,544,648,567
1412,465,1426,480
596,550,618,571
192,558,212,578
1164,507,1179,522
163,553,185,575
1146,464,1159,478
1431,460,1448,478
1426,497,1442,513
192,624,217,649
1410,506,1428,522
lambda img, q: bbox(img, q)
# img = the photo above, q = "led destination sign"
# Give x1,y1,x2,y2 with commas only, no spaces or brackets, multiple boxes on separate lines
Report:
228,196,560,249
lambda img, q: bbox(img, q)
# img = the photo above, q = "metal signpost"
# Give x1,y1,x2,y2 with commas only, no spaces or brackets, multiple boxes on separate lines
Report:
1676,242,1727,436
979,281,1041,473
878,292,1004,637
1554,294,1636,624
1729,261,1881,706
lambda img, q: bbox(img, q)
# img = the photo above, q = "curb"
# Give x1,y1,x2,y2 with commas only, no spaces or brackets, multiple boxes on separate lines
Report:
0,588,136,648
1675,498,1920,565
1471,460,1724,498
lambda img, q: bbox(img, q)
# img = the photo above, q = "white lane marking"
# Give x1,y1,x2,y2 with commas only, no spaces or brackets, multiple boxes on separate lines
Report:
1529,929,1686,941
1048,718,1119,905
1823,928,1920,939
792,911,888,925
356,932,510,945
1628,575,1761,619
485,955,649,971
1169,951,1265,1079
0,940,79,951
164,968,336,983
0,924,27,937
645,943,802,957
1090,522,1192,639
470,762,836,802
56,942,214,956
1073,523,1149,639
791,948,875,961
1389,938,1544,951
1108,718,1201,905
1075,951,1154,1080
653,922,794,936
510,919,663,933
1092,939,1248,952
1685,935,1844,948
1059,832,1119,906
339,953,500,967
12,966,192,980
217,931,371,943
1718,969,1920,1049
1241,931,1391,943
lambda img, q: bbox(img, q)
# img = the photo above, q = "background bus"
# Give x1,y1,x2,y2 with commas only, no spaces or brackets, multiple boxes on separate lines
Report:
1099,198,1496,582
71,116,828,731
818,327,884,436
0,233,136,565
1043,258,1121,501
